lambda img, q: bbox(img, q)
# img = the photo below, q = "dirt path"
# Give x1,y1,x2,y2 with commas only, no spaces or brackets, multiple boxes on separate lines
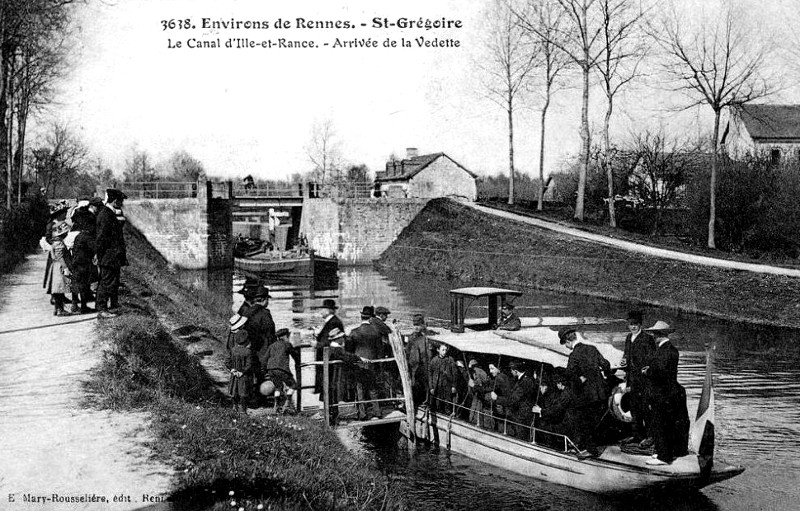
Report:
469,203,800,278
0,254,173,510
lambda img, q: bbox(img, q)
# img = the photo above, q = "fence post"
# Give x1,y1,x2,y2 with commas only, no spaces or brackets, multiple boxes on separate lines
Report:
323,347,331,429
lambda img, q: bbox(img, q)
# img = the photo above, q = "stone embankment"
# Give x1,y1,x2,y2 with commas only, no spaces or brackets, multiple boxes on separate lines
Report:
377,199,800,329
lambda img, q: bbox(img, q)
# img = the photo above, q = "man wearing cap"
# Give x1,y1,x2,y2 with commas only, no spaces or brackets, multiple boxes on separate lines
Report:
490,360,536,439
348,306,384,419
313,299,345,395
95,188,128,318
261,328,301,414
406,313,432,406
560,328,612,458
494,303,521,331
621,310,656,447
371,306,397,398
642,321,690,465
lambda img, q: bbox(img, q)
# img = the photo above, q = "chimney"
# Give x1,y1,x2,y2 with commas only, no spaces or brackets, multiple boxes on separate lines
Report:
406,147,419,159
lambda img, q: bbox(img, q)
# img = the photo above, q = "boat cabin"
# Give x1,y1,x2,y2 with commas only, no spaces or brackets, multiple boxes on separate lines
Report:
449,287,522,333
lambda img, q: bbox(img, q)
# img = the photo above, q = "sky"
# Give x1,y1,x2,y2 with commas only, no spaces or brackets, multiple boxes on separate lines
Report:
41,0,800,182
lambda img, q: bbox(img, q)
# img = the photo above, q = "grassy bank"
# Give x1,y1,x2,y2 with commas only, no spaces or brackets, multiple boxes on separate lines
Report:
85,225,401,510
377,198,800,329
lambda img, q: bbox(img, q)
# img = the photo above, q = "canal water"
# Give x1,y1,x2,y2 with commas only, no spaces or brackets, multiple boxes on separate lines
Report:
199,266,800,511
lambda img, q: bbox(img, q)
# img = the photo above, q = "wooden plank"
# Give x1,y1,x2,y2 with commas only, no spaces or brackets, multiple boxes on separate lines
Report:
387,324,416,451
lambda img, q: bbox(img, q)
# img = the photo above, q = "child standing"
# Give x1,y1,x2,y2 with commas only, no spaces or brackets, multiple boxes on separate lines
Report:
46,221,76,316
228,329,254,414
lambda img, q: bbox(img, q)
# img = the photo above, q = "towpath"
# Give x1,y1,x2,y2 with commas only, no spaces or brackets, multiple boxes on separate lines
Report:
469,203,800,278
0,253,173,510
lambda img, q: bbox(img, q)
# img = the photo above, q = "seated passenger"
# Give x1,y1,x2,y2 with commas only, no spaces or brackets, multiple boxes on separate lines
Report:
494,303,521,331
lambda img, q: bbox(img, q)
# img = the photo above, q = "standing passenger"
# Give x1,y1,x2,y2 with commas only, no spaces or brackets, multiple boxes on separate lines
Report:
428,343,457,415
621,310,656,447
487,363,512,432
560,328,612,458
405,314,432,406
643,321,690,466
322,328,364,425
313,299,345,394
468,359,490,427
348,306,384,419
371,306,397,397
491,360,536,440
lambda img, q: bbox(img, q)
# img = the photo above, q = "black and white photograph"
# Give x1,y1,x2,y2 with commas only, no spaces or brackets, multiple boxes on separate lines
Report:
1,0,799,509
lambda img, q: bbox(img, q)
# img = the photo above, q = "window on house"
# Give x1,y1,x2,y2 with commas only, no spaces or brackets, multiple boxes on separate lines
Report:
771,149,782,165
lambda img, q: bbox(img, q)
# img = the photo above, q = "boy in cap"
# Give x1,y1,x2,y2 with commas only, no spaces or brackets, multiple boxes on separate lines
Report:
228,329,254,414
261,328,300,414
320,327,365,424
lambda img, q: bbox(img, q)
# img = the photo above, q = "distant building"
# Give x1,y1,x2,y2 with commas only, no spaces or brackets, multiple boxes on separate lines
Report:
374,148,477,200
722,104,800,163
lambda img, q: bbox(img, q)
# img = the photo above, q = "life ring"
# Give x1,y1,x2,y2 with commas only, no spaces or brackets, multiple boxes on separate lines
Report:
608,382,633,423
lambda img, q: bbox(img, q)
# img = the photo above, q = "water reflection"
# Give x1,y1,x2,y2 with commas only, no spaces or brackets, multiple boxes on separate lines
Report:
178,266,800,511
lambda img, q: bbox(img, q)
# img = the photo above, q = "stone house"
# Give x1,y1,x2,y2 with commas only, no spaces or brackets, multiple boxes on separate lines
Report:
722,104,800,163
374,148,477,200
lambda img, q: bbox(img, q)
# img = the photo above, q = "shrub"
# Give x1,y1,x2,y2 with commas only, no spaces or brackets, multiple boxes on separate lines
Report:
0,194,49,273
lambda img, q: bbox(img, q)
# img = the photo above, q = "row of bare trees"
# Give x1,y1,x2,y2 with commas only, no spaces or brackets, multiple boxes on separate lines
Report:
0,0,79,208
482,0,777,249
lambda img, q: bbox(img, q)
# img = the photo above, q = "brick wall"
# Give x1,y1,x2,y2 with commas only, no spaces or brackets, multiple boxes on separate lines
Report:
299,198,429,265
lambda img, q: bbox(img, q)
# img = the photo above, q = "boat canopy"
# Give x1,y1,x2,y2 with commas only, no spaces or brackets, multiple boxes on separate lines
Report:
449,287,524,298
449,287,523,333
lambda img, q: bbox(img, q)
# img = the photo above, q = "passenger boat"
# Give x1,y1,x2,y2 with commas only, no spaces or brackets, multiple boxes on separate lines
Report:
398,287,745,494
234,248,338,278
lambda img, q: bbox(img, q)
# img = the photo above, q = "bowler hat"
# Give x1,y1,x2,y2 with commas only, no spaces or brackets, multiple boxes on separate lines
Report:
361,305,375,317
276,328,290,339
229,313,248,331
558,328,577,345
252,286,271,299
645,321,674,334
375,306,390,316
234,329,249,345
318,299,338,310
627,311,643,324
412,313,426,326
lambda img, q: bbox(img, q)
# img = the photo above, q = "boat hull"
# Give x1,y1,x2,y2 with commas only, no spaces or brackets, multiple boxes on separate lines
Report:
399,410,743,495
234,254,337,278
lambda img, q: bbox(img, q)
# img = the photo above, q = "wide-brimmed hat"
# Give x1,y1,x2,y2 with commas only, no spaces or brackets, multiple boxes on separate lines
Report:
375,306,390,316
52,221,70,237
627,310,644,324
412,313,426,326
234,329,249,345
252,286,270,299
328,327,345,340
558,328,577,345
106,188,127,203
360,306,375,317
468,359,479,368
229,313,248,331
316,299,338,310
645,321,674,334
276,328,290,339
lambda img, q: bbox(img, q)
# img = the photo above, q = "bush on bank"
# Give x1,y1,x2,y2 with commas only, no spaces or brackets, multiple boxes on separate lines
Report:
0,195,49,273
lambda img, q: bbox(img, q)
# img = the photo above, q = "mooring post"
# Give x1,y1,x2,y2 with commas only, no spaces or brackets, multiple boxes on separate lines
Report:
323,346,331,430
387,326,416,453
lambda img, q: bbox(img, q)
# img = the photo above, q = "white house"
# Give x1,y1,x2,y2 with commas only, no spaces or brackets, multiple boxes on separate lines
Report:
374,148,477,200
722,104,800,162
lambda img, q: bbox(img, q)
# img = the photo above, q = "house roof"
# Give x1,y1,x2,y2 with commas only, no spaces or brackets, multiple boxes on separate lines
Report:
738,104,800,140
376,152,477,182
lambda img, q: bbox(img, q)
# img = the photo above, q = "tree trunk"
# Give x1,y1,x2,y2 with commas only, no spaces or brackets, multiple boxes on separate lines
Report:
604,99,616,228
507,94,515,205
538,91,551,212
575,62,590,221
708,109,721,249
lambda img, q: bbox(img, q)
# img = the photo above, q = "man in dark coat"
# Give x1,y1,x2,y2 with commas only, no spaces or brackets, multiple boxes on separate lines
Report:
428,343,457,415
468,359,491,427
534,368,576,447
621,310,656,446
240,285,276,373
95,188,127,318
561,328,612,457
323,328,364,425
492,360,537,440
371,305,397,398
405,313,432,406
347,306,384,419
313,299,345,394
487,363,512,432
643,321,690,465
494,303,522,331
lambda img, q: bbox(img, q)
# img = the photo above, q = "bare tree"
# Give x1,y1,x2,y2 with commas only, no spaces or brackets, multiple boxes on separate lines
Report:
306,118,342,183
518,0,570,210
480,0,539,205
166,149,205,181
652,2,778,248
28,122,87,198
596,0,647,227
123,145,156,183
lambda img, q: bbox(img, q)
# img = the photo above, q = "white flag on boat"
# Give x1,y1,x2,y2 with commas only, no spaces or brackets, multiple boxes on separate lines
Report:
691,345,716,477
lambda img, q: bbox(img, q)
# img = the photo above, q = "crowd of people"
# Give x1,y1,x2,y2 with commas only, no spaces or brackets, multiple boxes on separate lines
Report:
224,290,690,466
40,189,128,319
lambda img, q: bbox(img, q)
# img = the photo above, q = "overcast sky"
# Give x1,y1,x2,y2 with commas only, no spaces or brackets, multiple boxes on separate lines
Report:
41,0,800,182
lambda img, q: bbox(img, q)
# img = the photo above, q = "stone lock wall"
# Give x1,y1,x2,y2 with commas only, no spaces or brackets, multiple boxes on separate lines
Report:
299,198,429,265
124,183,232,270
